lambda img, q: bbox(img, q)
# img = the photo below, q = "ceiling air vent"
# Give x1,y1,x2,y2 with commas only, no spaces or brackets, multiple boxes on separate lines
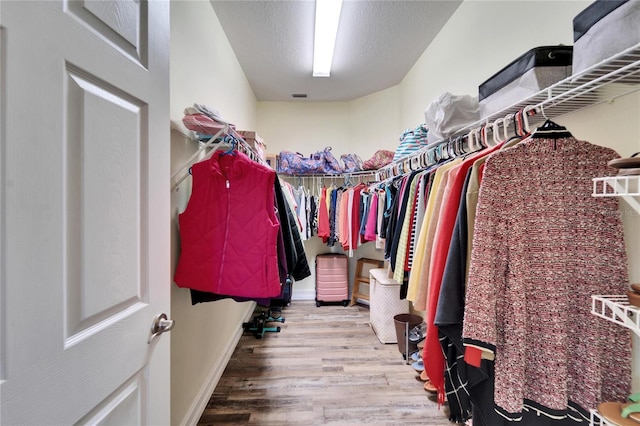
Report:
292,93,308,98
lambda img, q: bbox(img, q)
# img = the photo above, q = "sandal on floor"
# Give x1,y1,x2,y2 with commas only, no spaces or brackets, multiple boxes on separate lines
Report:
424,380,437,394
415,370,429,382
598,402,640,425
411,359,424,372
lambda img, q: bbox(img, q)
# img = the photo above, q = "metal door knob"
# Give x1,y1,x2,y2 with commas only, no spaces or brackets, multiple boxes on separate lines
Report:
148,313,175,344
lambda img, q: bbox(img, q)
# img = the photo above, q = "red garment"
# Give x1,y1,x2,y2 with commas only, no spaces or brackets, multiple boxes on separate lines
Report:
423,143,503,403
174,150,281,299
317,187,330,242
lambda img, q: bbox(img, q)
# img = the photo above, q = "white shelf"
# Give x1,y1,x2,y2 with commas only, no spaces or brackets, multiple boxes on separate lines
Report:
592,175,640,215
591,295,640,336
378,42,640,180
465,41,640,133
593,176,640,197
590,182,640,426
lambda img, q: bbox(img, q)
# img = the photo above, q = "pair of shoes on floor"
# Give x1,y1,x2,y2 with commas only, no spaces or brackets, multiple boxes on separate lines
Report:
416,370,437,394
408,323,426,344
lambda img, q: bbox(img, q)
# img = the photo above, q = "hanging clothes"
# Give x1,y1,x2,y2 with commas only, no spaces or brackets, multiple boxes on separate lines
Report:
389,171,421,286
407,173,430,271
318,186,330,242
358,190,370,241
462,135,631,424
281,180,303,235
292,185,308,240
174,150,282,299
465,136,522,275
422,141,504,404
273,177,312,282
375,187,387,250
433,168,474,423
433,138,521,421
383,177,403,259
407,158,462,307
308,193,318,238
363,191,379,242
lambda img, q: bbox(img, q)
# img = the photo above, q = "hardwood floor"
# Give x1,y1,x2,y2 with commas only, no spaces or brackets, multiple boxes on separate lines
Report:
197,301,455,425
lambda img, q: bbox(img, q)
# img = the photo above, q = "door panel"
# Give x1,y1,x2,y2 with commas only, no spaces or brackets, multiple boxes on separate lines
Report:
74,373,144,426
0,1,170,424
65,65,146,343
66,0,148,66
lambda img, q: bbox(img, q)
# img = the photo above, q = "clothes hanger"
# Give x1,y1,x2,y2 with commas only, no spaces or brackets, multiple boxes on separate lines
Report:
450,137,458,157
492,117,504,146
410,155,421,171
474,127,481,150
514,109,525,137
530,119,573,139
445,138,453,159
529,103,573,140
456,135,466,155
221,134,238,155
503,114,512,141
469,128,480,151
480,124,489,148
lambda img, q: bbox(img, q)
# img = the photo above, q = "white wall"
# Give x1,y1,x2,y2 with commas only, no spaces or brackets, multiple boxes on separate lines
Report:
170,2,258,425
170,0,257,131
257,86,401,158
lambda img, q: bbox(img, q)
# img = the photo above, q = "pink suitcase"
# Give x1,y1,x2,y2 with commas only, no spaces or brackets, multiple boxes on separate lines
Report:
315,254,349,307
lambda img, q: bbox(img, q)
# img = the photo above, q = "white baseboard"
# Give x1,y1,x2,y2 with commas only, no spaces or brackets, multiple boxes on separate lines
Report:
180,303,256,426
291,289,316,301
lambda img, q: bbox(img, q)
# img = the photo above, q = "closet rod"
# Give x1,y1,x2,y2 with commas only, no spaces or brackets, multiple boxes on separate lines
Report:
281,170,379,179
378,74,640,181
376,106,535,181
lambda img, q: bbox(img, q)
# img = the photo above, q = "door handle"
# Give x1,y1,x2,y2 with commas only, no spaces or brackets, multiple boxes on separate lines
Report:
148,313,175,344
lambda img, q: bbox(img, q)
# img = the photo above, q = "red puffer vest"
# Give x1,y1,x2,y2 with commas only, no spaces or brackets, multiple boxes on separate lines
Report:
174,150,281,298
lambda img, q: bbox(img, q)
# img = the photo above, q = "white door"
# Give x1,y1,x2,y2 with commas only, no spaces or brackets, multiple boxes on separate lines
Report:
0,1,171,424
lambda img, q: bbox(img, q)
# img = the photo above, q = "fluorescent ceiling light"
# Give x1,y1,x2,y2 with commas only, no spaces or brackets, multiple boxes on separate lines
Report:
313,0,343,77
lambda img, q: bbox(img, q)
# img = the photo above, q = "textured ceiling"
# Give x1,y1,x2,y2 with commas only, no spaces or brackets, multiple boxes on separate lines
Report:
210,0,462,102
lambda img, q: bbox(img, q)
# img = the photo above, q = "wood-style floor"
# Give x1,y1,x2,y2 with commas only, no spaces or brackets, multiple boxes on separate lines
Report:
197,300,455,425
